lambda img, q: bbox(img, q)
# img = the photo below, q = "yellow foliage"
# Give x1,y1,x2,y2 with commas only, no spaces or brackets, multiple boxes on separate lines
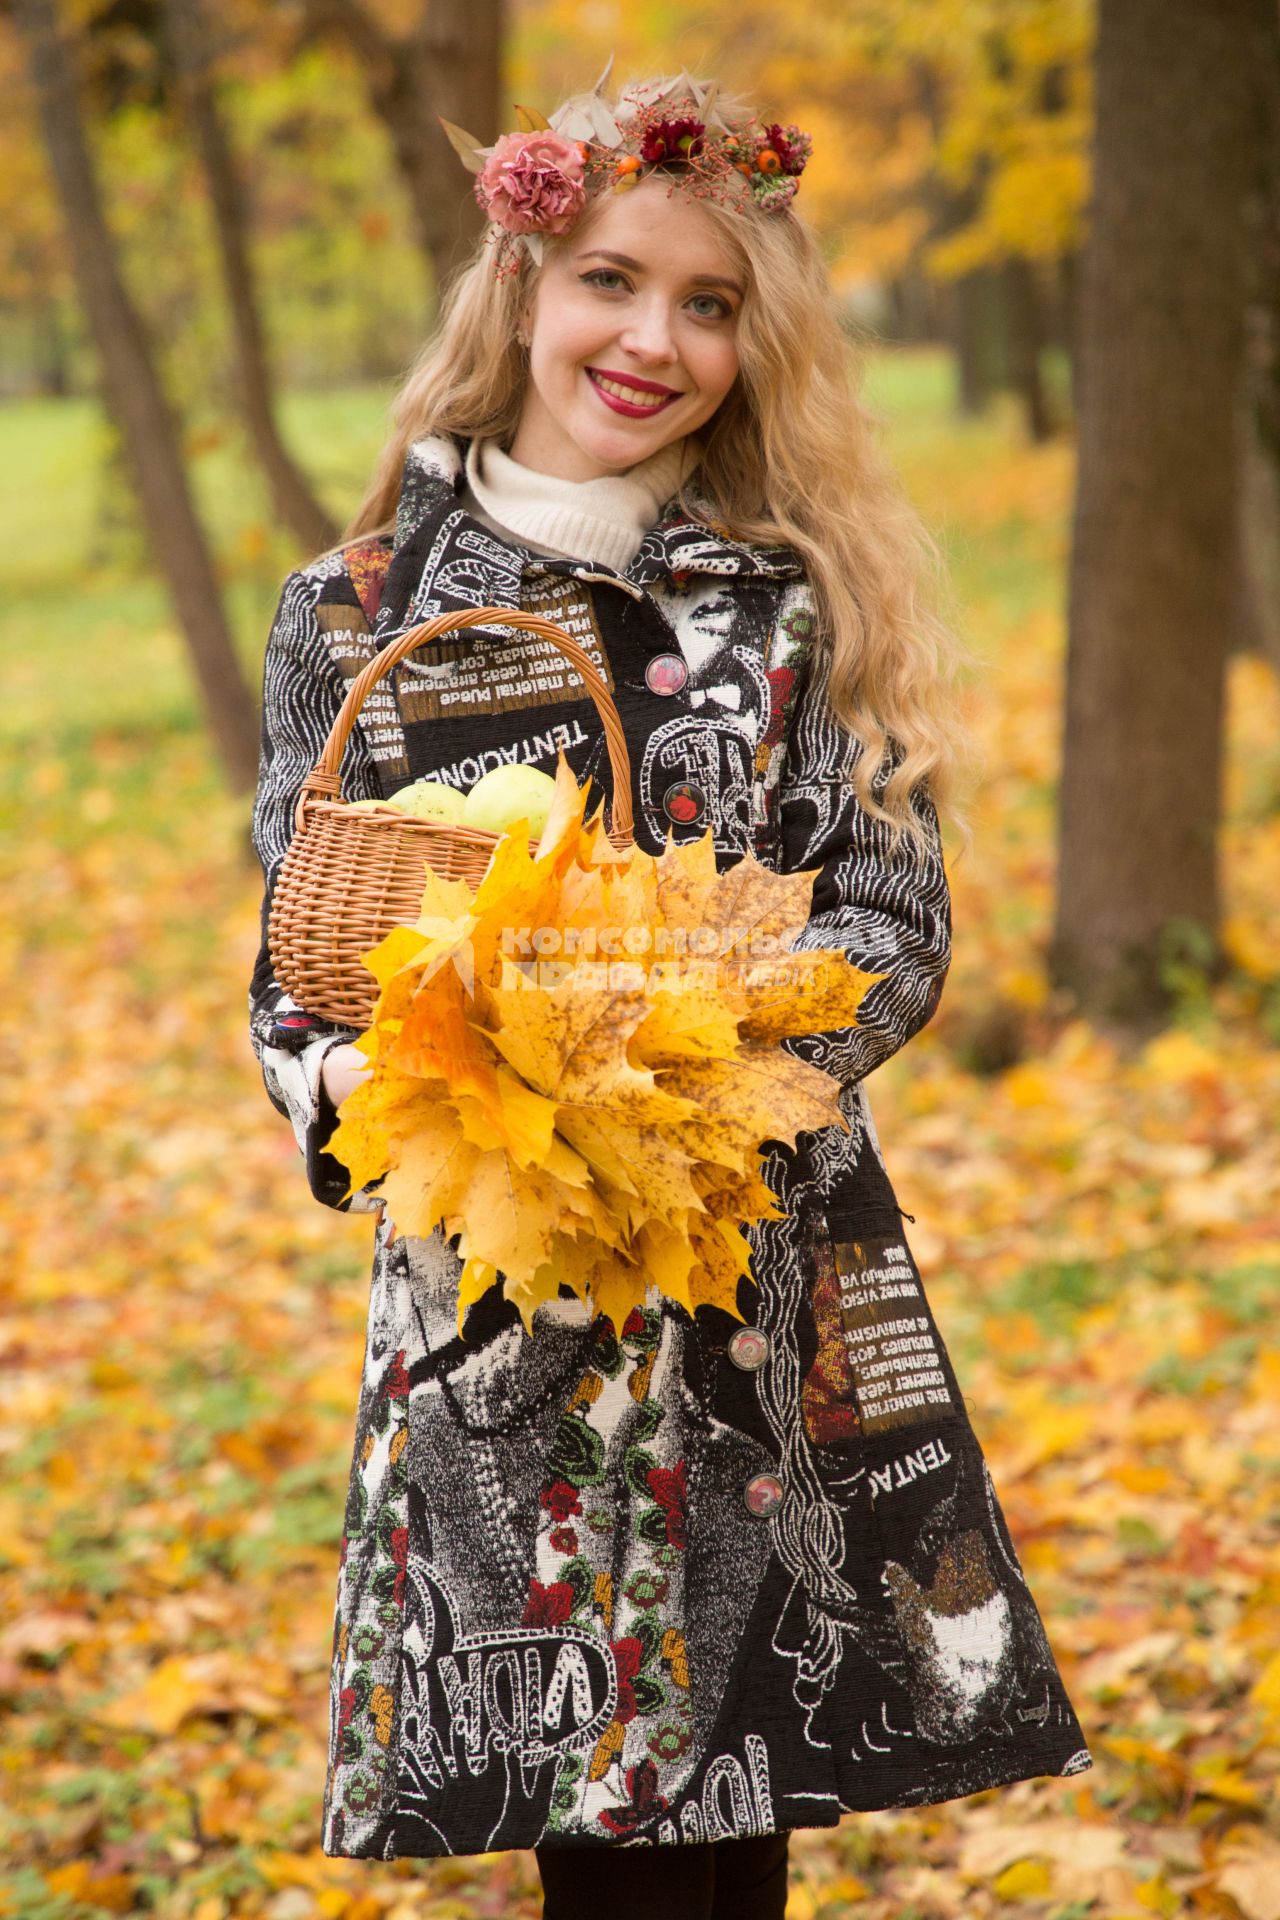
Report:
992,1857,1053,1900
44,1864,134,1912
329,754,882,1331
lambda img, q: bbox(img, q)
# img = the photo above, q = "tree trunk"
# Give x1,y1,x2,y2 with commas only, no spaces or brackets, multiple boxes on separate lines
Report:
948,266,1007,416
16,0,260,792
884,270,938,346
1051,248,1082,422
36,296,74,396
1005,255,1054,442
299,0,504,299
164,0,337,557
1235,0,1280,671
1051,0,1262,1032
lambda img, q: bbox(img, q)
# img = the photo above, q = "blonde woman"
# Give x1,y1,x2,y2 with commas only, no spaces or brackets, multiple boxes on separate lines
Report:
249,66,1090,1920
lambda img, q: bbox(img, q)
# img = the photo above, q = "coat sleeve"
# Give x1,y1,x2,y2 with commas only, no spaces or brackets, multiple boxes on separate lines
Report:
248,567,386,1213
775,657,952,1086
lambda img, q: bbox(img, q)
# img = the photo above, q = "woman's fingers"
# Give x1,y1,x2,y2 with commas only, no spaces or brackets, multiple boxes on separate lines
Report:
322,1043,374,1108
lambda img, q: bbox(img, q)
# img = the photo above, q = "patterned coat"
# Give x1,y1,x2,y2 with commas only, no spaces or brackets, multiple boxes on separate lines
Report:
248,431,1091,1861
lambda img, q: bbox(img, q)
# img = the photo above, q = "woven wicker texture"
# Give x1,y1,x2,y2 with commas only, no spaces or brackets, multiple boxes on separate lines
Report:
267,606,636,1024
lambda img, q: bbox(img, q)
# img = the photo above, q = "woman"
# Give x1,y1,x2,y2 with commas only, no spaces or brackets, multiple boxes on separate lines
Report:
248,66,1091,1920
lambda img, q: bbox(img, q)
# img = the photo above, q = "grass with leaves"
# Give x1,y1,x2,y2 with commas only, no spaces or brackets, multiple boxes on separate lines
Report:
1,354,1278,1919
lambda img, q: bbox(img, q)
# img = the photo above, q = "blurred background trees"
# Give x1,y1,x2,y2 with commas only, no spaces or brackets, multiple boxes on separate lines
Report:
3,0,1278,1030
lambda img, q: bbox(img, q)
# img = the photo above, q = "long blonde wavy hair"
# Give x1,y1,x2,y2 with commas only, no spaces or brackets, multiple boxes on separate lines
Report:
344,75,978,866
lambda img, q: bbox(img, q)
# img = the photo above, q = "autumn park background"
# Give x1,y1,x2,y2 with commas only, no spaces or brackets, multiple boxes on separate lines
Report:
3,0,1280,1916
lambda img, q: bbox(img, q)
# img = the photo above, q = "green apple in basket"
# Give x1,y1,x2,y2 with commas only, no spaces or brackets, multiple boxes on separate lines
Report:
385,779,467,824
461,765,558,839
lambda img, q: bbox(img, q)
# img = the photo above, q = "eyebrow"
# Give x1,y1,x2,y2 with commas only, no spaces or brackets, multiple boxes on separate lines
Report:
575,248,745,295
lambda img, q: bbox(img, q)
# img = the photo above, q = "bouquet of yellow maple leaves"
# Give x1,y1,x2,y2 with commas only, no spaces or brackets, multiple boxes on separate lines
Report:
328,754,884,1334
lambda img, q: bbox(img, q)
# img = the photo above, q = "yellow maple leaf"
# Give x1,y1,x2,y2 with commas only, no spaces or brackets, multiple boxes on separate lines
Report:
630,984,743,1062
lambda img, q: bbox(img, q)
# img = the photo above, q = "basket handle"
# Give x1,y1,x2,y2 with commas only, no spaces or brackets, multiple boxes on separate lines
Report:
294,606,636,847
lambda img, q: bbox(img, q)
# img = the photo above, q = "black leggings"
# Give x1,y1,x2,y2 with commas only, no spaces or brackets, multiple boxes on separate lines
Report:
535,1832,790,1920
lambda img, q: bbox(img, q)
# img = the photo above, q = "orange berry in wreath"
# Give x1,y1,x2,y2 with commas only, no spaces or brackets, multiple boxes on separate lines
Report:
757,148,782,174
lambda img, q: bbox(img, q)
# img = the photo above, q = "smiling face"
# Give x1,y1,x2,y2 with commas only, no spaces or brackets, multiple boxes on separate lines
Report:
506,178,746,481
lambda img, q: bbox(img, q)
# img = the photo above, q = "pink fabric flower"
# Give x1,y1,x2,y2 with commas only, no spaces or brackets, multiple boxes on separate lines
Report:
474,130,587,235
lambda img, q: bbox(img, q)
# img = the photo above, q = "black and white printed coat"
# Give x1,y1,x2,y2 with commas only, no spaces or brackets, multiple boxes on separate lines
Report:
248,431,1091,1861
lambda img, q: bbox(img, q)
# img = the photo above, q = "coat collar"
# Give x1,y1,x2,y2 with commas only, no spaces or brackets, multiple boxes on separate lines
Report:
393,431,807,587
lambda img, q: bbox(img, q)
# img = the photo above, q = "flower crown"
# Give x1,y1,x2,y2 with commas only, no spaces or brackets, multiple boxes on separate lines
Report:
439,61,812,273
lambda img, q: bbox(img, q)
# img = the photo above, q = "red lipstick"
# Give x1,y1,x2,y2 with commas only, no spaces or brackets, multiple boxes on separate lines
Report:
587,367,682,396
586,368,682,418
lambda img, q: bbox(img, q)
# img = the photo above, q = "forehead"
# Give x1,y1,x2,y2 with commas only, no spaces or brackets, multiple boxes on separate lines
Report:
569,179,742,278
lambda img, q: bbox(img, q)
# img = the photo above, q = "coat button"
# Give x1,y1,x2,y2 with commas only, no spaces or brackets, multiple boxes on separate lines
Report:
743,1472,786,1519
727,1328,770,1371
663,780,705,825
645,652,689,696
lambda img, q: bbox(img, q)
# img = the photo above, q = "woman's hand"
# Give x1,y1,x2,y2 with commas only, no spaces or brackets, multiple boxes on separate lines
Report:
321,1042,373,1109
322,1044,398,1238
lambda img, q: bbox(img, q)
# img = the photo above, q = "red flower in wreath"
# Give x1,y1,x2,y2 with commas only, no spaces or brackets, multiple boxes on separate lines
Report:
640,117,705,165
762,123,804,175
549,1524,578,1556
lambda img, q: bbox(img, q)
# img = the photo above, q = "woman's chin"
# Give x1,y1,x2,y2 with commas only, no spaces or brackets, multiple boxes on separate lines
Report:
575,391,691,461
560,422,665,476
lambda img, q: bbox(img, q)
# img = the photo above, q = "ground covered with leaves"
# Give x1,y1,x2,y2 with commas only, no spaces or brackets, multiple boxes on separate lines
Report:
2,360,1278,1918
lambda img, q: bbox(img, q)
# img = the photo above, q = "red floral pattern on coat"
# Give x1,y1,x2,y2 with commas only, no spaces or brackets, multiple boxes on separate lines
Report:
646,1461,688,1550
598,1758,670,1835
610,1636,645,1724
540,1479,583,1523
523,1579,575,1629
390,1526,409,1608
763,665,796,748
381,1349,410,1400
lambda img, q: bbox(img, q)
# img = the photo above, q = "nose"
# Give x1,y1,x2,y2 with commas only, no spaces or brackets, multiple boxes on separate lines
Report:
616,296,679,369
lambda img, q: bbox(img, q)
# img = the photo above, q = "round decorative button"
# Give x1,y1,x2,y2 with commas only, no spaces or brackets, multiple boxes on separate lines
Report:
663,780,705,825
742,1473,786,1519
727,1328,770,1372
645,652,689,696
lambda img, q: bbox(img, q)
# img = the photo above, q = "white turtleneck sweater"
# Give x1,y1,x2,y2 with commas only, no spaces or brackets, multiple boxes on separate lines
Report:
460,433,699,572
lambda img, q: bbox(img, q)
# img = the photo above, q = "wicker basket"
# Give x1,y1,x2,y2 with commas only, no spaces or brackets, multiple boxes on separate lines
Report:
267,606,636,1025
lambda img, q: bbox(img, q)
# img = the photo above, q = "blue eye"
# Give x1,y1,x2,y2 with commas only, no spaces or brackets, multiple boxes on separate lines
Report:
579,270,732,320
